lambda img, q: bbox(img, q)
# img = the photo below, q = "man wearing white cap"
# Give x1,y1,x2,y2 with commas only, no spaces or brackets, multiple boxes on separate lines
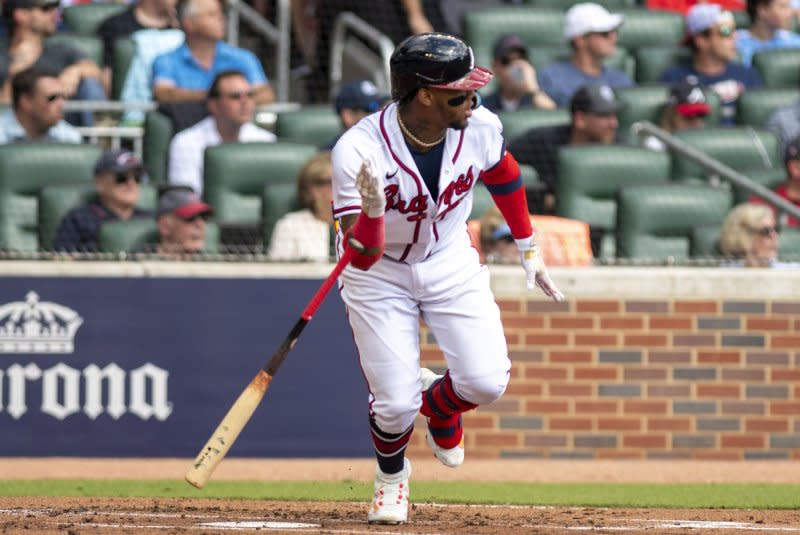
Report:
538,2,633,108
659,3,762,125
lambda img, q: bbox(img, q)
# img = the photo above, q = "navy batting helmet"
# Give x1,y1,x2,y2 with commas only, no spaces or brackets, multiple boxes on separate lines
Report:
389,33,493,102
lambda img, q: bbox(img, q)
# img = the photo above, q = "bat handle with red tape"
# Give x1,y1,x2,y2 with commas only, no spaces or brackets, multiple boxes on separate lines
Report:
301,240,358,321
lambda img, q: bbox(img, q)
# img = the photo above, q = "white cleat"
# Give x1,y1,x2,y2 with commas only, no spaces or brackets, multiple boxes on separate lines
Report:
420,367,465,468
367,458,411,524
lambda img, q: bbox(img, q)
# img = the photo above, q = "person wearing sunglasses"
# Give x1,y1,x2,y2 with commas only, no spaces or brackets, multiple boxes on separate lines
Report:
643,80,712,152
155,186,213,256
167,69,276,195
537,3,632,108
481,34,555,113
659,3,763,126
719,202,799,267
0,0,107,126
53,150,154,253
736,0,800,67
321,80,389,150
0,66,82,143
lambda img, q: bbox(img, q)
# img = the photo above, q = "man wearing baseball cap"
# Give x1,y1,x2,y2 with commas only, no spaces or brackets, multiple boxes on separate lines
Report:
509,84,624,217
538,2,633,108
643,80,712,151
322,80,389,150
53,149,153,252
659,3,762,125
749,135,800,227
481,34,556,113
156,186,213,255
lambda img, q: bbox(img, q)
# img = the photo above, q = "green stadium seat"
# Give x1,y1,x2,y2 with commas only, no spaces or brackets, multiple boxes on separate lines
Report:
204,142,319,225
616,9,685,50
736,88,800,128
525,0,637,8
752,48,800,88
690,223,723,258
62,3,128,35
274,105,341,147
616,183,733,260
735,168,786,204
46,34,104,67
671,127,780,184
733,10,751,29
556,145,671,258
0,144,102,251
634,46,692,84
470,164,540,221
98,218,220,254
111,37,136,101
143,110,174,185
497,108,570,142
779,228,800,260
37,182,157,251
262,182,301,249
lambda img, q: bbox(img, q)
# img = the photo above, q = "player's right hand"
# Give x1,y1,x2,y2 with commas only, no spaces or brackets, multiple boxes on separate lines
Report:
516,236,564,302
355,159,385,218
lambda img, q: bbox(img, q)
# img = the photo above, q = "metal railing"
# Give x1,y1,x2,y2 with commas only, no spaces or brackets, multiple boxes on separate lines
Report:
328,12,394,100
225,0,290,103
630,121,800,224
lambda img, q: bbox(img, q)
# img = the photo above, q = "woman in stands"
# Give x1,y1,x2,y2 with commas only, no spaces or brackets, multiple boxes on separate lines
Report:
719,202,798,267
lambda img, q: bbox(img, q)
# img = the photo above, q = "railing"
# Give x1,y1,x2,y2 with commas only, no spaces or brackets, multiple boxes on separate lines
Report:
630,121,800,224
225,0,290,103
328,12,394,99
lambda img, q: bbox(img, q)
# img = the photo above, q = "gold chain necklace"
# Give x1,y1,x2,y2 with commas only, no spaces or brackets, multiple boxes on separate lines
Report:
397,112,445,149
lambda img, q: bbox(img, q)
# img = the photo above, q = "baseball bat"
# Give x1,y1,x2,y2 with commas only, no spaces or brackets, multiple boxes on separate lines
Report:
185,243,359,489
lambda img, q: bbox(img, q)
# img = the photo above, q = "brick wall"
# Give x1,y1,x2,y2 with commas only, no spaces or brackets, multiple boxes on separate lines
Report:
414,268,800,461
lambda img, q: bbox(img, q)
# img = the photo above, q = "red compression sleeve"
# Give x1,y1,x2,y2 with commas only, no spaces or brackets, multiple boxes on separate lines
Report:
347,210,385,270
481,151,534,239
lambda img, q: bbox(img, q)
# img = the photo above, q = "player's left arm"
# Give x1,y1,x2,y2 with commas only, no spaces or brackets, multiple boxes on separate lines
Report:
481,149,564,302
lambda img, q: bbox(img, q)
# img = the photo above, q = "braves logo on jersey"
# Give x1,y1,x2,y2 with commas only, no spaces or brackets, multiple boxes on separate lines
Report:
385,185,428,222
436,167,475,221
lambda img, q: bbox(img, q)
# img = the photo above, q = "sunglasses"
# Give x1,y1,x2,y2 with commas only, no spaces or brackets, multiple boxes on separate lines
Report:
310,178,332,187
35,3,59,11
114,172,143,184
180,213,210,223
589,29,617,38
499,54,526,67
45,93,65,103
446,93,480,109
751,225,778,237
704,25,734,38
215,90,255,100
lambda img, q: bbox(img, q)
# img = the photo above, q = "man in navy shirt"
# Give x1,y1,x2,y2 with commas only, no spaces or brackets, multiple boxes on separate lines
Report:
660,3,763,125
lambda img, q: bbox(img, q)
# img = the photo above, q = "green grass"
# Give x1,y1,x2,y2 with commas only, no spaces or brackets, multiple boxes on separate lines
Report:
2,480,799,509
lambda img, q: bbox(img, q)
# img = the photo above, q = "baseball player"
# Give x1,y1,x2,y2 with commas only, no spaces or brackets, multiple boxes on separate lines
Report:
332,32,564,525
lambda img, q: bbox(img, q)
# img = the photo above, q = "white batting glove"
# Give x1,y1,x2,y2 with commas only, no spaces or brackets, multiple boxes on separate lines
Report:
516,236,564,302
355,159,385,218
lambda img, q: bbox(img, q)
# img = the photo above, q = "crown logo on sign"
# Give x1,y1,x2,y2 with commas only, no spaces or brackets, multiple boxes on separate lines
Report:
0,291,83,354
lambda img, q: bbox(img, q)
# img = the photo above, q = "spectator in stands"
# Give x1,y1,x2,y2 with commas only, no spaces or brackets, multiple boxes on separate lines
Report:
765,86,800,156
167,70,276,195
482,34,556,113
659,3,763,125
0,0,107,126
538,3,632,108
478,206,519,265
0,66,81,143
719,202,785,266
155,186,213,256
322,80,389,150
646,0,745,14
642,79,712,151
268,151,334,262
508,84,623,214
53,149,153,252
749,135,800,226
97,0,178,69
736,0,800,66
151,0,274,105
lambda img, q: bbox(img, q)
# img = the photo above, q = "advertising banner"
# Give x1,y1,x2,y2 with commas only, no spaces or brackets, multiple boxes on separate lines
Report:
0,277,372,457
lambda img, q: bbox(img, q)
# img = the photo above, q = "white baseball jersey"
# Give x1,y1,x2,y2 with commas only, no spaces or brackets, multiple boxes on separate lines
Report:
331,101,511,436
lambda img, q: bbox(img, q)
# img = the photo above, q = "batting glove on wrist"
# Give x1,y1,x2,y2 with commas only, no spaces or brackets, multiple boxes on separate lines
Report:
355,159,385,218
515,236,564,302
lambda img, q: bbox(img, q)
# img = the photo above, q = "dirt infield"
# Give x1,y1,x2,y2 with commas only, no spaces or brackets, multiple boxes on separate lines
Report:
3,459,800,534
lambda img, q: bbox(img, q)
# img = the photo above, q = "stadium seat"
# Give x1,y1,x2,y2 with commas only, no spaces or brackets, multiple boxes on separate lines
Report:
616,183,733,260
556,145,671,258
203,142,319,225
617,84,721,137
752,48,800,88
616,9,685,50
98,218,220,254
779,228,800,260
274,105,341,147
62,3,128,35
735,168,786,204
526,0,637,8
526,45,633,79
634,46,692,84
111,37,136,101
690,223,723,259
262,181,301,249
497,108,570,142
471,164,540,220
45,34,104,67
38,183,157,252
736,88,800,128
671,127,780,184
0,144,102,251
143,110,174,185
